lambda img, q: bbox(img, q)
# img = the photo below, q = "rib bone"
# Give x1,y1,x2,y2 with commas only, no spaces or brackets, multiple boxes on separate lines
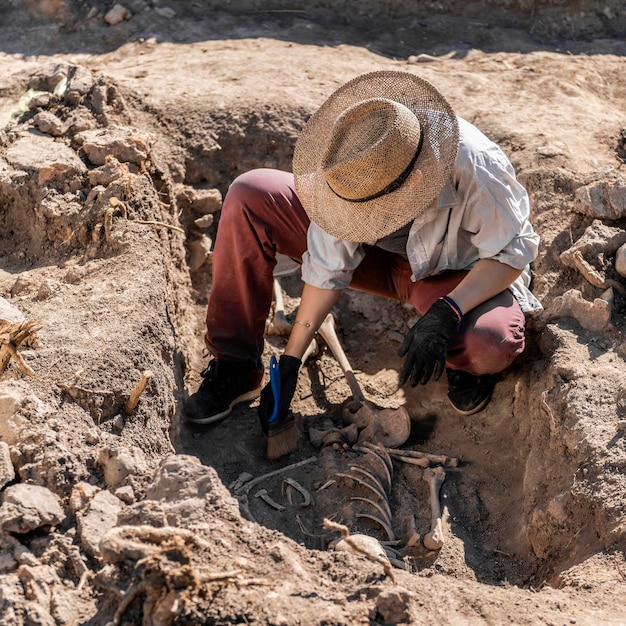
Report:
423,466,446,550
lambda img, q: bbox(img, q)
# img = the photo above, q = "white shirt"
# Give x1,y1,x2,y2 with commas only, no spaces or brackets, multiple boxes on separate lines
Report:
301,117,542,313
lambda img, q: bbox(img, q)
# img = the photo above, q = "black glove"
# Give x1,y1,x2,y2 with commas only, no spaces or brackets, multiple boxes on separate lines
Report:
258,354,301,434
398,298,460,387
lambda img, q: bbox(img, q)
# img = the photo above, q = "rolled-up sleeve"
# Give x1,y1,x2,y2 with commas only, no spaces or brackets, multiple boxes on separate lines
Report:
301,221,365,289
457,141,539,270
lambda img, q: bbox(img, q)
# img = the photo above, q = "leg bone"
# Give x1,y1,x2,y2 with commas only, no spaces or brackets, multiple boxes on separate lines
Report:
423,466,446,550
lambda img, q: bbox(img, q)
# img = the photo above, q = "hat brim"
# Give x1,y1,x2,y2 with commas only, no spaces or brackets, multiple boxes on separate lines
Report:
293,70,459,243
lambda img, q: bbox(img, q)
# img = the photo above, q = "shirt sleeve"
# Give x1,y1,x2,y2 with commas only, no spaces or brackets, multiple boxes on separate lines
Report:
301,221,365,289
456,140,539,270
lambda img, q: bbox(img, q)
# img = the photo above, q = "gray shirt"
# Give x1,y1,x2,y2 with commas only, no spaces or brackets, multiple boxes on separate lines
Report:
301,117,542,313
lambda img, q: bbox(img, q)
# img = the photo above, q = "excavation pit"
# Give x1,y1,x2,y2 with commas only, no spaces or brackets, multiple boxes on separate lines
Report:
0,18,625,623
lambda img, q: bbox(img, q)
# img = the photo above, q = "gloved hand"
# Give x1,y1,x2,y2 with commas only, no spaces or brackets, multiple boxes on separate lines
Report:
258,354,301,434
398,297,461,387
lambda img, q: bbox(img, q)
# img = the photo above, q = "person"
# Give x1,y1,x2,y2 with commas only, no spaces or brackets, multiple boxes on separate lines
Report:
185,70,541,456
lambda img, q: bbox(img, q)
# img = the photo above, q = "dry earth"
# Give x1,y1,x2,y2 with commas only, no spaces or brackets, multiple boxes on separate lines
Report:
1,1,626,625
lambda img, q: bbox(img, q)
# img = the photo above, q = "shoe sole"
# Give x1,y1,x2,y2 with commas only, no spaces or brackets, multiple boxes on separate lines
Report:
448,394,492,416
185,386,262,425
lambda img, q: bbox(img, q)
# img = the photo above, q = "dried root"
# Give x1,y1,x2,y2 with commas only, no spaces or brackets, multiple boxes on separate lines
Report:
323,518,395,581
0,319,43,376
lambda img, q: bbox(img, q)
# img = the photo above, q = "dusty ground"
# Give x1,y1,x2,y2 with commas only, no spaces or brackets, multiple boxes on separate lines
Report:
1,1,626,624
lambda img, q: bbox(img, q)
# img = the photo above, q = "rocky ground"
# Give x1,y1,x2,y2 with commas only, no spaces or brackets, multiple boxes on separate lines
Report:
0,1,626,625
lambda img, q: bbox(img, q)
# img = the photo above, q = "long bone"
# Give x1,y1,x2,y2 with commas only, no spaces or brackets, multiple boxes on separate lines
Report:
266,278,293,336
317,313,411,448
422,466,446,550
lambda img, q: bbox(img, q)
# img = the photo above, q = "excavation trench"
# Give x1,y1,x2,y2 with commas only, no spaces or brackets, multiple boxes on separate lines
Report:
0,60,622,622
174,121,588,588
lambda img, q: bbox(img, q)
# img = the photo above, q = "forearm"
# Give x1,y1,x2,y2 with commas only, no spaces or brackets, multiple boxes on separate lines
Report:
284,283,343,358
448,259,522,314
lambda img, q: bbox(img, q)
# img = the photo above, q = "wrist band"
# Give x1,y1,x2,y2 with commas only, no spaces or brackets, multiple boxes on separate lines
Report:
294,320,311,328
440,295,463,330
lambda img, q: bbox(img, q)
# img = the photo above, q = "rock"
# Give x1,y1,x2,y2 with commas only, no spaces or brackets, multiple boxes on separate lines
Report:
104,4,132,25
0,441,15,490
0,297,25,323
146,455,240,524
0,382,32,446
98,445,148,489
5,133,86,185
88,159,129,186
550,288,612,332
114,485,135,504
33,111,67,137
176,185,222,215
374,589,415,624
0,484,65,533
574,176,626,220
615,243,626,277
76,126,150,166
76,489,124,557
188,235,213,271
0,534,18,572
69,481,100,514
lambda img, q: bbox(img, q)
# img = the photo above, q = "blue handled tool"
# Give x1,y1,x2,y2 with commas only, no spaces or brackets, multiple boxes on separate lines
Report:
268,355,281,424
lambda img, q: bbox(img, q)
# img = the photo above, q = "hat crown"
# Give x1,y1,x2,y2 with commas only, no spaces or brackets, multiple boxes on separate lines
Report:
321,98,422,201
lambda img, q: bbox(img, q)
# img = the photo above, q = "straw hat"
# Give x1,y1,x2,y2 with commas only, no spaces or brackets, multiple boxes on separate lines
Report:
293,70,459,242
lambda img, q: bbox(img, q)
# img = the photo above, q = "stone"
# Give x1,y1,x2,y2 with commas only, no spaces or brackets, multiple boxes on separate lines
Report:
574,176,626,220
104,4,131,25
146,455,240,522
98,445,148,489
0,441,15,490
615,243,626,277
0,484,65,533
0,296,26,323
76,126,150,166
33,111,67,137
76,489,124,557
0,382,31,446
5,133,86,185
550,288,612,332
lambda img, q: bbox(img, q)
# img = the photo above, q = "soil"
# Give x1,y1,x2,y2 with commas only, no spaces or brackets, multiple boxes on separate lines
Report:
1,1,626,625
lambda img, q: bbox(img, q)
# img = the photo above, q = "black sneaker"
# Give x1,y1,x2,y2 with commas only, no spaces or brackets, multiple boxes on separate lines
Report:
185,359,264,425
446,368,498,416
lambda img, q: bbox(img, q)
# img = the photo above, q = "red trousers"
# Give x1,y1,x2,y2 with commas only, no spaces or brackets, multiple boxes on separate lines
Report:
205,169,526,375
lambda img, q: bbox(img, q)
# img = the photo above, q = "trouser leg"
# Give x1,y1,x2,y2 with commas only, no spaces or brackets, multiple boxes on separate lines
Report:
205,169,309,360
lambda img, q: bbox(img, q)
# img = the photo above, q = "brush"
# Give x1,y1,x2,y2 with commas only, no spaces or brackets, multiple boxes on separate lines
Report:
265,355,298,460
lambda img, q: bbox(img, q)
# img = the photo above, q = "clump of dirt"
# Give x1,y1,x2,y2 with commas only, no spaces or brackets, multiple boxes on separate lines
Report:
0,2,626,625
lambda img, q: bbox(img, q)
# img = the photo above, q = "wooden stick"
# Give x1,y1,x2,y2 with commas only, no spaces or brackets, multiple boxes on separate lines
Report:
124,370,153,413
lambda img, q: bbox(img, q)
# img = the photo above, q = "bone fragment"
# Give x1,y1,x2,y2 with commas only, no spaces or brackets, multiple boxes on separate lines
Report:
423,466,446,550
281,477,312,507
236,456,318,495
266,278,293,336
571,249,626,294
124,370,153,413
229,472,253,491
302,338,319,364
353,445,393,493
356,513,395,542
385,447,460,468
349,465,389,499
361,442,394,478
254,489,285,511
351,496,393,527
337,471,392,521
389,454,430,468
